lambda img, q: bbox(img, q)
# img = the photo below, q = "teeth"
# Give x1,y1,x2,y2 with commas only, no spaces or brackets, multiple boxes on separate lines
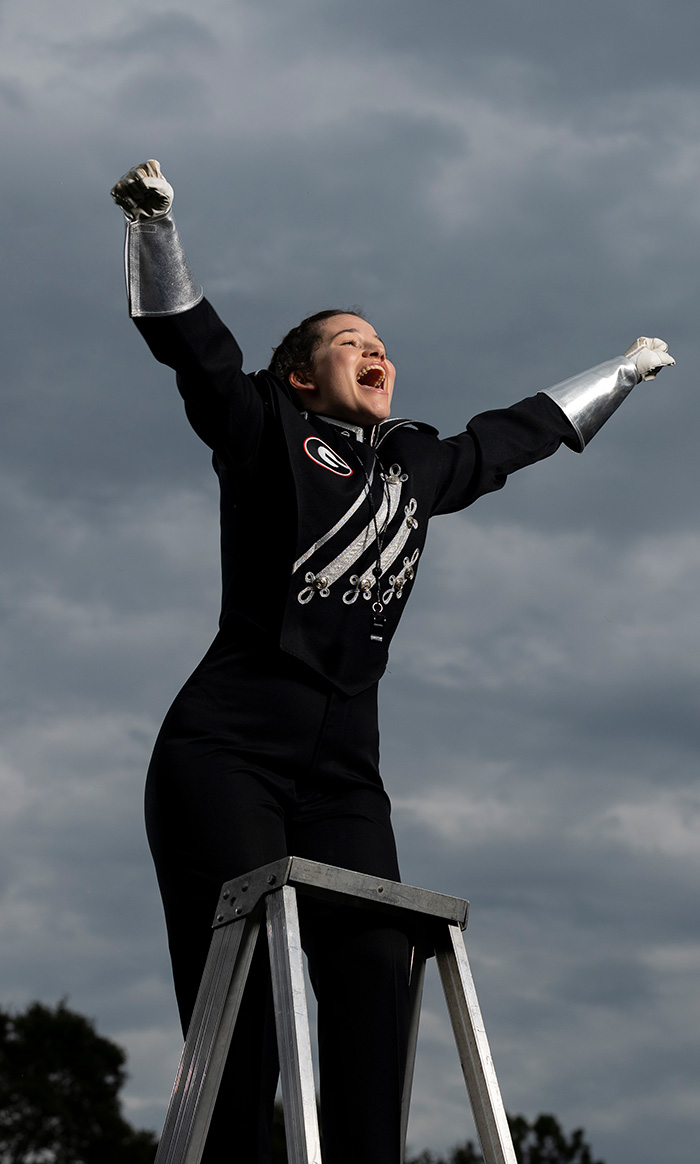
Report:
357,365,385,388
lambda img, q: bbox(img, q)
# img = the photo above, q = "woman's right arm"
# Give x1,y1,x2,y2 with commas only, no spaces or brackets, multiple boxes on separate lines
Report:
110,160,267,457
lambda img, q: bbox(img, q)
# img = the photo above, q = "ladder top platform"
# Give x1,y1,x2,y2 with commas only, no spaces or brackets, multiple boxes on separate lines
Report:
212,856,469,931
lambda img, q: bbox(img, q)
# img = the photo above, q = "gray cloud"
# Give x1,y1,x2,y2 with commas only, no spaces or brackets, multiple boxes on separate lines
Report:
0,2,697,1162
63,12,219,62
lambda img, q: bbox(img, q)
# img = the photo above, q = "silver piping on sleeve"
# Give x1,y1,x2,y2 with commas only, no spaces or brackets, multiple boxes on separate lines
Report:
539,356,640,452
125,214,203,318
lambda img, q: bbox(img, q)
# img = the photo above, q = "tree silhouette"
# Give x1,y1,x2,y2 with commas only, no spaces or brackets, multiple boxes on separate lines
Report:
508,1113,605,1164
404,1112,605,1164
406,1140,483,1164
0,1000,157,1164
0,998,600,1164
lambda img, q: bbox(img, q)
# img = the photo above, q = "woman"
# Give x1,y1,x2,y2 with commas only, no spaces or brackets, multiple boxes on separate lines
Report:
111,160,673,1164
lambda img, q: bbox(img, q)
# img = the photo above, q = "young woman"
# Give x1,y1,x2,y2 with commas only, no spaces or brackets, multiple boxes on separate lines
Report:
111,160,673,1164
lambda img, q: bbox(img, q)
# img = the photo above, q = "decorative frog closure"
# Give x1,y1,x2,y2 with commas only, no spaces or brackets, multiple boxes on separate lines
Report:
294,461,419,606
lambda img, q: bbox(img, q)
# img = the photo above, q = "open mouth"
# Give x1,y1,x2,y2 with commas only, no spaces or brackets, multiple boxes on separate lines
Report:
356,364,386,390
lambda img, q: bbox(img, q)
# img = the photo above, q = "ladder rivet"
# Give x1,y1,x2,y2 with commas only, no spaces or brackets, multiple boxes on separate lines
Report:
377,886,384,893
222,890,229,899
216,914,224,922
242,883,249,892
267,875,276,885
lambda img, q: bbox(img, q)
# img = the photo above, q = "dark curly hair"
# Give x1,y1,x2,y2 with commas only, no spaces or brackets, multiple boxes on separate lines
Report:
268,307,366,388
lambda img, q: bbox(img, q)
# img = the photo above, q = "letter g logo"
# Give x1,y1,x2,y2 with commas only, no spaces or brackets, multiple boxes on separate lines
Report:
303,437,353,477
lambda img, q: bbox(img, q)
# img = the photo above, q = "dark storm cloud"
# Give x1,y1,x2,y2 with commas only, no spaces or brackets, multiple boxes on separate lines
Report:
0,2,697,1162
316,0,700,104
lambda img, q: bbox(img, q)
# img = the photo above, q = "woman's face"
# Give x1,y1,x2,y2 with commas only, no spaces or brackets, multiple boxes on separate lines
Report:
290,314,396,426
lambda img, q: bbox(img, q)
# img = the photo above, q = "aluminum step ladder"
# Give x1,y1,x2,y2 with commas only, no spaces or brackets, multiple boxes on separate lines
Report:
154,856,518,1164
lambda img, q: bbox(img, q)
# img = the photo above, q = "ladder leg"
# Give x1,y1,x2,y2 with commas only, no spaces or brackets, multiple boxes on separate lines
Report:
155,911,262,1164
435,923,517,1164
400,940,428,1162
266,885,322,1164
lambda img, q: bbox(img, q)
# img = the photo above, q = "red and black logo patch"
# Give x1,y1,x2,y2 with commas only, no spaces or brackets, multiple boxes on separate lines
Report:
303,437,353,477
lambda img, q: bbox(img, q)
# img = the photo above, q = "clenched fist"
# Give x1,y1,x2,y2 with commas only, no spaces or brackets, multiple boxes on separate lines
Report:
110,159,174,221
625,337,675,382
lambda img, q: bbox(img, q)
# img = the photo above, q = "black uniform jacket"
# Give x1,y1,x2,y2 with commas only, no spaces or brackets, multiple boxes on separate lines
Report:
136,299,576,695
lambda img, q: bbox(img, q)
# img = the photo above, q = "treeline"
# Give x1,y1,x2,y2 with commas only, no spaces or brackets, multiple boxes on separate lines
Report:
0,1000,604,1164
271,1104,606,1164
404,1112,605,1164
0,1001,157,1163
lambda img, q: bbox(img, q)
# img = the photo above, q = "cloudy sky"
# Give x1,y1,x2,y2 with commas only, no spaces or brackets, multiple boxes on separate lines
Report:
1,1,698,1160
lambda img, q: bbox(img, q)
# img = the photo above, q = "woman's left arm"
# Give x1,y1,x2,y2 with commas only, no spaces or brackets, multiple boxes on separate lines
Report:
430,340,675,516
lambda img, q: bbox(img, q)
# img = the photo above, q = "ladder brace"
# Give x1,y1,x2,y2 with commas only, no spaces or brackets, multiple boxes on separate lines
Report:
154,856,517,1164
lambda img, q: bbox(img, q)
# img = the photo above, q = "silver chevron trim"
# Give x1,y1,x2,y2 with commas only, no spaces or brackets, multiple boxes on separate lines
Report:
343,500,418,604
292,478,372,574
297,477,403,604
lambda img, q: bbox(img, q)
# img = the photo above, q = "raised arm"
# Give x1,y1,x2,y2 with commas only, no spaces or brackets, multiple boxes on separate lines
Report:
110,159,202,318
110,160,266,457
430,338,675,516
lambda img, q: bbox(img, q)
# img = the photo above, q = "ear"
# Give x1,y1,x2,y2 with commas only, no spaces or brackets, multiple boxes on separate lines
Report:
289,368,316,392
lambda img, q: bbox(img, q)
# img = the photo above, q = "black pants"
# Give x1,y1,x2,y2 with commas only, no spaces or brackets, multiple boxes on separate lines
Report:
145,627,411,1163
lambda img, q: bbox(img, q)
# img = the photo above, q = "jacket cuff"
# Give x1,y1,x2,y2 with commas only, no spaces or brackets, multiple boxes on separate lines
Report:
538,356,640,451
124,214,203,318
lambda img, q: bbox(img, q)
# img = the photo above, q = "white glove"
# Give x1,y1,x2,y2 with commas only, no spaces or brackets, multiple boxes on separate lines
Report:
624,337,675,382
110,159,174,221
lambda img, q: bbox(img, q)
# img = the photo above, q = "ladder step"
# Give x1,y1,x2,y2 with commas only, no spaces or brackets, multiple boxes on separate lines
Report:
155,858,516,1164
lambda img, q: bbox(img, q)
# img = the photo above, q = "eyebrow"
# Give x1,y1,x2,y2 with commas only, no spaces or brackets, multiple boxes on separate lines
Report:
330,327,386,348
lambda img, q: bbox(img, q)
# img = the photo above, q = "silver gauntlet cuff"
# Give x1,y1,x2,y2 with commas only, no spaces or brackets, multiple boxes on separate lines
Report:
539,357,640,452
124,214,203,318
